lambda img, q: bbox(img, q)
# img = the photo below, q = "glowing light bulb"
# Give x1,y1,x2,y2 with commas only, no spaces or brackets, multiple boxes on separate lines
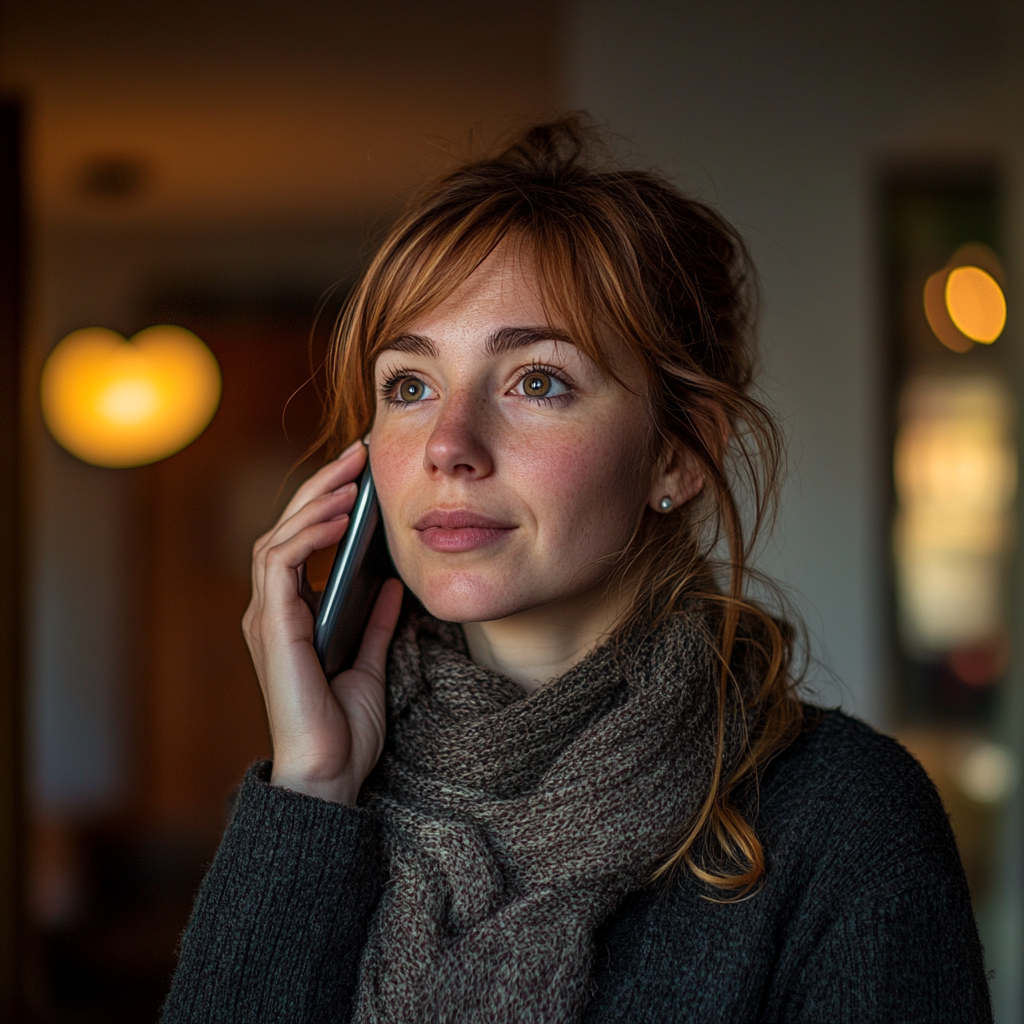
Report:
945,265,1006,343
98,377,161,424
41,325,221,468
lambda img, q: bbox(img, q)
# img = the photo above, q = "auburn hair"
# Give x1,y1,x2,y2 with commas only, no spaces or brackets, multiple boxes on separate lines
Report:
316,115,804,893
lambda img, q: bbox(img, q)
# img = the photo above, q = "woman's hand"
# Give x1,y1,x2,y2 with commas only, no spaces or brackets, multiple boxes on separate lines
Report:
242,440,404,806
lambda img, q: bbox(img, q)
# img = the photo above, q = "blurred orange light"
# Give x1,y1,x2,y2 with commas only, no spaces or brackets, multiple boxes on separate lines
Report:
41,325,221,468
945,266,1006,343
923,243,1006,353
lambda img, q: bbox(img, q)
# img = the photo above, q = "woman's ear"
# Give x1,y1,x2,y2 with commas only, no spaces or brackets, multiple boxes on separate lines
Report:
648,402,729,513
647,445,705,513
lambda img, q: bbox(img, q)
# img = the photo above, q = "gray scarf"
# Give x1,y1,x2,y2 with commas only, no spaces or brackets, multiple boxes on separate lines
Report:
352,603,746,1024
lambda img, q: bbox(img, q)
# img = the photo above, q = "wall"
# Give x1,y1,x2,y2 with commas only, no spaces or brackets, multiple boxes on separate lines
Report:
569,0,1024,726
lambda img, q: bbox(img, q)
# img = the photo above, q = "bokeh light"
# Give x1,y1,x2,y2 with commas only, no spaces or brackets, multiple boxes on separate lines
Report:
893,376,1016,651
958,740,1019,805
945,266,1006,343
923,242,1006,353
41,325,221,468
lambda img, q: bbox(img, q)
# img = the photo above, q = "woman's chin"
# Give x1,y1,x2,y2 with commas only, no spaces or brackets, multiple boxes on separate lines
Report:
406,571,534,625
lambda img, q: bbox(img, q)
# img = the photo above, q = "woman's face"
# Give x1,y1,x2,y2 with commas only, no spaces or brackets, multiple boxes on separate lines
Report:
369,245,655,625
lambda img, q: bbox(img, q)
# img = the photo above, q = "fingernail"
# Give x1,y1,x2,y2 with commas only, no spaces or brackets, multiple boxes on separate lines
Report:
337,439,363,459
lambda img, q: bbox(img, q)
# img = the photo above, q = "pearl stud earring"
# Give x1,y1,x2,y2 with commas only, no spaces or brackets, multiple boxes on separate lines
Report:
658,496,673,511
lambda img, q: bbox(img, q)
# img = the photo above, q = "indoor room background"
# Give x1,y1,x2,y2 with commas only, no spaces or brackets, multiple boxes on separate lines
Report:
0,1,1021,1020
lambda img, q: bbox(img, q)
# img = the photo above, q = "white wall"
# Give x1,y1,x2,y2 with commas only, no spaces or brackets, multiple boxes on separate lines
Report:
569,0,1024,726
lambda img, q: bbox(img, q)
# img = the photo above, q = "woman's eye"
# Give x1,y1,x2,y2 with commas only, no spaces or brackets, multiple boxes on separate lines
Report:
394,377,432,402
517,370,569,399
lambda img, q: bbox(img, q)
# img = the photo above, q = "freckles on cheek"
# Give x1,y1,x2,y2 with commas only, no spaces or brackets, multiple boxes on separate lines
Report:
370,431,421,516
516,426,645,549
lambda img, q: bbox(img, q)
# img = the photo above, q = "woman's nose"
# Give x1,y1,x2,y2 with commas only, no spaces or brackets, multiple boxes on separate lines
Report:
423,392,494,479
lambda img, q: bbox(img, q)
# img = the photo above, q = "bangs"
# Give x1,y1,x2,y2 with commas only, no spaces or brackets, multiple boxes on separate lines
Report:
360,202,633,387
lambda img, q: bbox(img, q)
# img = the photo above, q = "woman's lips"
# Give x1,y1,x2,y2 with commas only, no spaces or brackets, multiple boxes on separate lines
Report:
414,509,516,553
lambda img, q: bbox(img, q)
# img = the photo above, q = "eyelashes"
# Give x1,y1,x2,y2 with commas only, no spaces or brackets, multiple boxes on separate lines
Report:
511,363,572,402
378,362,575,407
378,370,434,404
377,370,426,404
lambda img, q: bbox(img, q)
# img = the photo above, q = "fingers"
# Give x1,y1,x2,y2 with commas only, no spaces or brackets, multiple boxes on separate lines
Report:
349,579,405,681
252,442,368,607
278,441,367,524
255,484,356,564
263,517,351,577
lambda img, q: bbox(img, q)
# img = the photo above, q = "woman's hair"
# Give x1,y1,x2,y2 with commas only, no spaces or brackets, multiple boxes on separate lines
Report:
317,115,804,894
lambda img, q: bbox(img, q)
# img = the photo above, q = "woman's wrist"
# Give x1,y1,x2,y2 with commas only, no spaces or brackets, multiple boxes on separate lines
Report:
269,765,362,807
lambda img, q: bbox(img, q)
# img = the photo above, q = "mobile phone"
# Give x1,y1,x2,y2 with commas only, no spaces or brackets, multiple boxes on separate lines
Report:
312,464,394,679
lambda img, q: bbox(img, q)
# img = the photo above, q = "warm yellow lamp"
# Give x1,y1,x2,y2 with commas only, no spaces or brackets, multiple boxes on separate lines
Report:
41,325,221,468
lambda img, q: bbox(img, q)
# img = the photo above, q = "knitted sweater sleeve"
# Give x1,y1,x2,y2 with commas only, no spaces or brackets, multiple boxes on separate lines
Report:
769,718,993,1024
160,761,384,1024
789,881,992,1023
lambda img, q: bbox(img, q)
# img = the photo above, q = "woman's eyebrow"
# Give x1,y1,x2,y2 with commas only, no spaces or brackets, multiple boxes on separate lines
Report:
380,333,438,357
486,326,576,355
379,326,576,359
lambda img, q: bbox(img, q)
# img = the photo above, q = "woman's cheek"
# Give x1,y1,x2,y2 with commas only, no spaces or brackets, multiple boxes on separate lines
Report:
508,422,644,557
369,425,422,542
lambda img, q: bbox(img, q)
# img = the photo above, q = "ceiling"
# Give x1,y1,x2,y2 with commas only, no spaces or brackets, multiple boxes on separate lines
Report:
0,0,563,228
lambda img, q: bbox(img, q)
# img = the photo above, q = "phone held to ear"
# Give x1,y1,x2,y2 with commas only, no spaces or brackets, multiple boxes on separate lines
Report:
312,465,395,679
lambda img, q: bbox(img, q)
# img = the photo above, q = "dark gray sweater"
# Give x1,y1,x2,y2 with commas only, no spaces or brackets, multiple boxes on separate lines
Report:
162,710,992,1023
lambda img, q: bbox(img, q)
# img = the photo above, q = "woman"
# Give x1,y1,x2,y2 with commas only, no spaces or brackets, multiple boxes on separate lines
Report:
162,118,991,1023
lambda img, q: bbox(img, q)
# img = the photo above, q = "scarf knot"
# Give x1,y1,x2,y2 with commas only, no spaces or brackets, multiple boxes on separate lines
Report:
353,603,745,1024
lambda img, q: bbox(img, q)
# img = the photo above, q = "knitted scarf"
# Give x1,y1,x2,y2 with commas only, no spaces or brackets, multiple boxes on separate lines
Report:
352,602,748,1024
